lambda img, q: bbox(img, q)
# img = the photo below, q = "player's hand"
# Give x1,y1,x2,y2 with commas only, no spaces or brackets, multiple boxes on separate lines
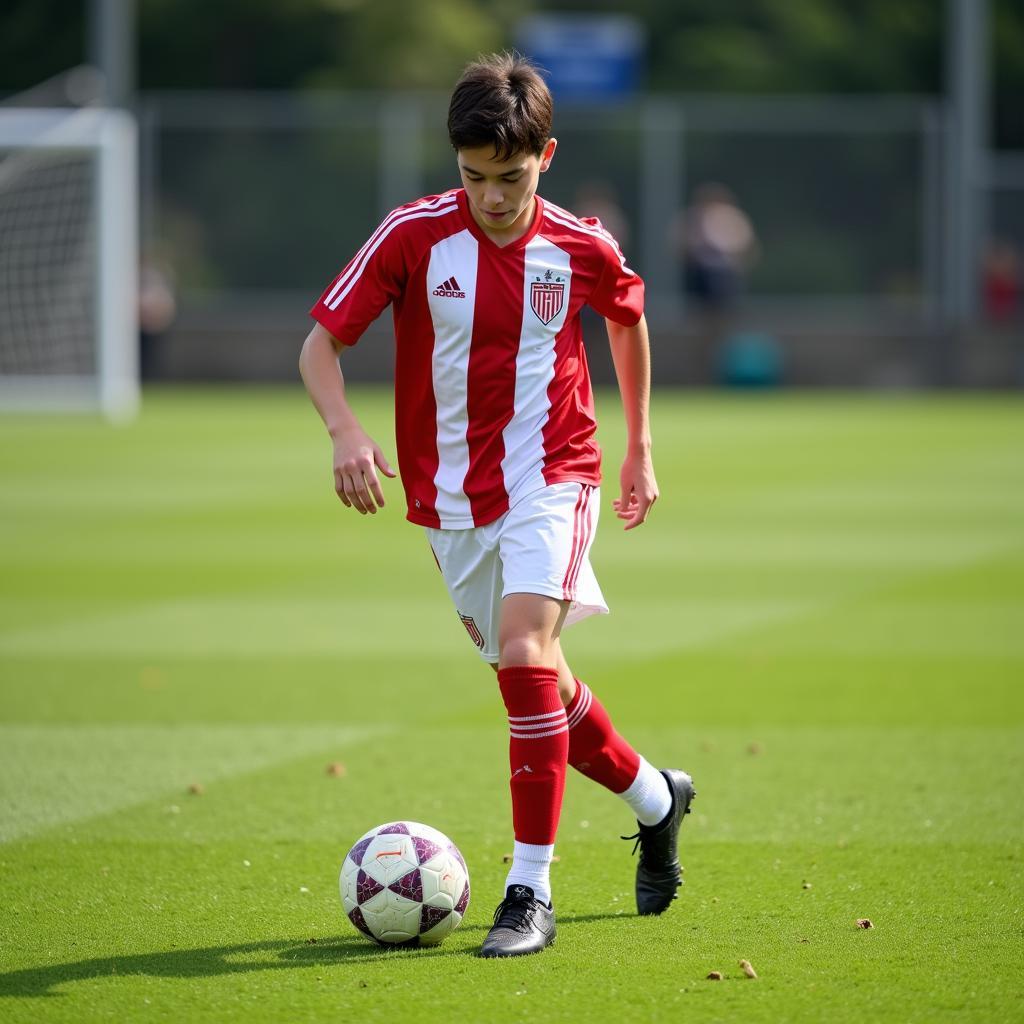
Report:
332,429,397,515
613,450,658,530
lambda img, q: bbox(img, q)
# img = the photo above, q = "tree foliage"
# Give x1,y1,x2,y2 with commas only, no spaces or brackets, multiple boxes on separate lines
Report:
0,0,1021,145
629,0,942,93
137,0,516,91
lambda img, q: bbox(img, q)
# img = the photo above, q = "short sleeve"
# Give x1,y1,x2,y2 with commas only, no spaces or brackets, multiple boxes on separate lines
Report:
584,218,645,326
309,214,408,346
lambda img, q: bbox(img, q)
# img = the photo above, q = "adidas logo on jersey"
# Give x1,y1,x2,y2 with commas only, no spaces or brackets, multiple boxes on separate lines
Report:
432,276,466,298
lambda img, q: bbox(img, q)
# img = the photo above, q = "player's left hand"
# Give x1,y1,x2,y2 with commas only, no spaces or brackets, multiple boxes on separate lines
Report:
613,450,659,530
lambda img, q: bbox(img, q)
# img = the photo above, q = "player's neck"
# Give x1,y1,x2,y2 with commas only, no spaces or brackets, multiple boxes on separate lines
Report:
473,197,537,248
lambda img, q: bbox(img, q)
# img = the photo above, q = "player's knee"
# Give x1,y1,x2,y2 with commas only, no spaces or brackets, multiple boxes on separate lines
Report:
498,633,550,667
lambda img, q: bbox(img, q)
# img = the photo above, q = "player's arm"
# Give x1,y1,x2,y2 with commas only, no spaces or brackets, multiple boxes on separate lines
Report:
299,322,396,515
606,313,658,530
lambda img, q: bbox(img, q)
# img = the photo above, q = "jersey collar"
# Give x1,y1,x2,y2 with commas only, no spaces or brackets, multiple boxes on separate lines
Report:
457,189,545,252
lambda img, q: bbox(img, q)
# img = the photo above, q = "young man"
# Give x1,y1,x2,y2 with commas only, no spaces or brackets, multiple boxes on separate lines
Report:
300,53,694,958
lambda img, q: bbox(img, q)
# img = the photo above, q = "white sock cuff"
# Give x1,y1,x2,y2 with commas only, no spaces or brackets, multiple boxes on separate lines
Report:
506,841,555,904
512,840,554,864
621,756,673,827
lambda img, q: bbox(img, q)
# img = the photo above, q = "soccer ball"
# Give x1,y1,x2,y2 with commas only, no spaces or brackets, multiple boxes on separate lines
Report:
339,821,470,946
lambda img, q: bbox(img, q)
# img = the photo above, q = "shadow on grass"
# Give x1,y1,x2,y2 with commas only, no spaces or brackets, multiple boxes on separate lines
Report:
0,913,629,997
0,937,436,998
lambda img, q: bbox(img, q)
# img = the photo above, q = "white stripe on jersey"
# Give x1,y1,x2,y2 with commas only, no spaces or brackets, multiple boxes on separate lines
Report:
325,196,458,310
323,192,457,307
500,236,572,502
544,203,636,276
544,198,625,253
427,229,478,527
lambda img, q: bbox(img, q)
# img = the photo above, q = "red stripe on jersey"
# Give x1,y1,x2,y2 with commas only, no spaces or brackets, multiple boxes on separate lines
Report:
541,252,601,487
394,259,441,527
462,245,526,525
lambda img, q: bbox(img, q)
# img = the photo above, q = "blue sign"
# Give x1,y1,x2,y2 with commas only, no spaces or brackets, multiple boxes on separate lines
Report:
517,14,645,103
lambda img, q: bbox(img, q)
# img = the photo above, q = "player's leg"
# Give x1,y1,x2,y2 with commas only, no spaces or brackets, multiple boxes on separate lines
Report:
479,591,567,957
497,592,569,903
482,481,613,957
555,641,695,913
555,641,670,819
425,522,563,956
554,643,575,704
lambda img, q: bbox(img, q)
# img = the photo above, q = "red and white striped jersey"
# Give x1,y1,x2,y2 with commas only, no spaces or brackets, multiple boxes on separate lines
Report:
310,188,644,529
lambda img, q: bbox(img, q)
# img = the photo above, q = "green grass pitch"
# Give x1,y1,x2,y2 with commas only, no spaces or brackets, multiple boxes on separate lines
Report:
1,387,1022,1022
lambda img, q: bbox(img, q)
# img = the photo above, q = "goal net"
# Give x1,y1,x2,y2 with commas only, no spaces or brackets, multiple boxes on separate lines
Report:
0,107,138,418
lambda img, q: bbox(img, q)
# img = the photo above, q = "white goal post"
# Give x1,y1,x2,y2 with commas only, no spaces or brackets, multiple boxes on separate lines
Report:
0,107,139,419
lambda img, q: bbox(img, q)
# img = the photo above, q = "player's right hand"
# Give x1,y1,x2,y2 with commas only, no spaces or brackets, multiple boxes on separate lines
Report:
332,432,397,514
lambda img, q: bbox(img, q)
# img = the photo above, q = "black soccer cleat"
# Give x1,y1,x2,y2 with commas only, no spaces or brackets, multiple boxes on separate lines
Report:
623,768,696,916
478,884,556,958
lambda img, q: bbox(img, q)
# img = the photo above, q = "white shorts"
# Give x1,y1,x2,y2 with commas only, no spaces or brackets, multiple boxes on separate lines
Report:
426,482,609,663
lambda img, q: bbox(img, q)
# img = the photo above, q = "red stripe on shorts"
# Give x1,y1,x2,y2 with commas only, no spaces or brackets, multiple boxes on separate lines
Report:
569,486,594,598
562,485,592,601
562,486,586,600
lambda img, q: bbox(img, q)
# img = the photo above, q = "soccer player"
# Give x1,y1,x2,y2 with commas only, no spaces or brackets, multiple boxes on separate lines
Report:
300,53,694,958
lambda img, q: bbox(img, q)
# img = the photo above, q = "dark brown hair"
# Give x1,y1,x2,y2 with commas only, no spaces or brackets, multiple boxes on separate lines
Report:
448,52,552,160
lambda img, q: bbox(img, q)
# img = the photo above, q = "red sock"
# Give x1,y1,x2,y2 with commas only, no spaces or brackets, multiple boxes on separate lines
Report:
497,665,568,846
566,679,641,794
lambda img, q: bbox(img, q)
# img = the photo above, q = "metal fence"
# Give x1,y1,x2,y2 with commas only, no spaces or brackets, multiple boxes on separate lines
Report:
138,90,1021,336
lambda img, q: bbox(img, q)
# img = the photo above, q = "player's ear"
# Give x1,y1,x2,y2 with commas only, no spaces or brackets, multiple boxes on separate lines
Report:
539,138,557,173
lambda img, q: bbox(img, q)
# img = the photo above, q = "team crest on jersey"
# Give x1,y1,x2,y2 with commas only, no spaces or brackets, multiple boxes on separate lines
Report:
531,269,566,325
459,613,485,650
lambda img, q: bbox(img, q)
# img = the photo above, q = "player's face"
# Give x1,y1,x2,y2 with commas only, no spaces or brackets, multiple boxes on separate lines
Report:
457,139,557,239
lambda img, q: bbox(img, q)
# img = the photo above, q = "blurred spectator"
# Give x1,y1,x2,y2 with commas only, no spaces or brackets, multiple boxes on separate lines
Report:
674,182,759,382
982,240,1021,323
573,179,631,251
139,256,178,380
677,182,758,313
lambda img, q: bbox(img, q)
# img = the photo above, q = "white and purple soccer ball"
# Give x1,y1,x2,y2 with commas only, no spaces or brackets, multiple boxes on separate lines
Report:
340,821,470,946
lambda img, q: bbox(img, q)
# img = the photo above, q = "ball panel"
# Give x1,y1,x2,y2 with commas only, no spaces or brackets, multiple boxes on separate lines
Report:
347,835,375,866
419,851,466,905
420,903,452,932
347,906,375,940
371,897,422,943
419,907,460,946
387,868,423,902
376,821,410,835
448,842,468,873
412,836,443,864
420,889,454,913
355,868,385,905
455,879,470,916
360,834,418,886
339,856,360,896
405,822,454,848
357,887,388,916
340,858,360,913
